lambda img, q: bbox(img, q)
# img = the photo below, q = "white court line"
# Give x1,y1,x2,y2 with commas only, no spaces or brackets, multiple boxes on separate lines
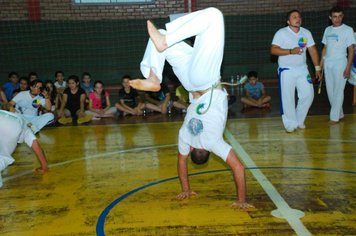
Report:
224,129,311,236
3,144,177,183
243,138,356,143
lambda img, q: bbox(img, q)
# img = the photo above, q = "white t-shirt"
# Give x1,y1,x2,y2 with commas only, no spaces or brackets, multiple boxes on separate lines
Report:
12,91,46,118
54,81,66,88
322,24,355,61
272,26,315,67
178,89,231,161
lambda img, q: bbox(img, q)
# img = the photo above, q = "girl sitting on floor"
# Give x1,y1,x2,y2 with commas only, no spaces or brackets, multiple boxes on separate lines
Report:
85,80,117,120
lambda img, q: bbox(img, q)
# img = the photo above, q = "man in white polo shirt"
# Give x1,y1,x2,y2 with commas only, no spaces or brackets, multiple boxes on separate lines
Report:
271,9,321,133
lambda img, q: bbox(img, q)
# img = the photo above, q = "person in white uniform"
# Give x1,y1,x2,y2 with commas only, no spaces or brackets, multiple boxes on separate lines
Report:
320,6,355,125
6,79,55,134
271,9,321,133
129,7,254,210
0,110,49,188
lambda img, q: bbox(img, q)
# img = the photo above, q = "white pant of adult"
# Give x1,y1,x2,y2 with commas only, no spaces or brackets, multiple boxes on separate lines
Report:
140,7,224,92
324,57,348,122
21,113,55,131
278,65,314,129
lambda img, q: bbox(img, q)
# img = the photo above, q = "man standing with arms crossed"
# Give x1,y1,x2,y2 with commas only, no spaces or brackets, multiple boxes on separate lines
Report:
271,9,321,133
320,6,355,125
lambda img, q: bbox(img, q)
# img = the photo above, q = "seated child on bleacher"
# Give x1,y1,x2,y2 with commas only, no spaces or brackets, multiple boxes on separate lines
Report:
115,75,145,116
57,75,92,125
145,82,172,114
85,80,117,120
54,71,67,96
80,72,94,109
12,76,30,98
240,71,271,108
2,72,19,101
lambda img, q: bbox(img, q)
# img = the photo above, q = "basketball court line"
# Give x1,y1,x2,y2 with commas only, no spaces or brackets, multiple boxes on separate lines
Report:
4,134,355,183
2,144,177,183
224,128,312,236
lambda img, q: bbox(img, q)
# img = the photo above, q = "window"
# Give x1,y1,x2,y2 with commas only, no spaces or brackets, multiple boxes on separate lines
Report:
72,0,154,5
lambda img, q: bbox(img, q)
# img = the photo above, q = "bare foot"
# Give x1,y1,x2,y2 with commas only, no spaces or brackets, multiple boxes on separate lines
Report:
129,79,160,92
129,68,161,92
327,120,338,125
147,20,168,52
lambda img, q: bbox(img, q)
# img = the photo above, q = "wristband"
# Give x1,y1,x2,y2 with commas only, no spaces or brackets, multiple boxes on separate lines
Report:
315,66,321,71
289,49,292,55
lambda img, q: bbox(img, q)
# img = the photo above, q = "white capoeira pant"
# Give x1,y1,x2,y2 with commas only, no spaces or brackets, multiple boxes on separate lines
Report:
324,57,348,122
18,113,54,131
140,7,224,92
278,65,314,129
0,110,36,187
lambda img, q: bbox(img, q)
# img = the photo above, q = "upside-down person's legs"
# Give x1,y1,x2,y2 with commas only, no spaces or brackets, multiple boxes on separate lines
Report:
163,7,224,91
131,7,224,92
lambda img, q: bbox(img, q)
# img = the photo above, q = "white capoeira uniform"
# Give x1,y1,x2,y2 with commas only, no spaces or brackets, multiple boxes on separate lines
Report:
140,7,232,160
12,91,54,131
272,26,315,130
0,110,36,187
140,7,224,92
322,24,355,122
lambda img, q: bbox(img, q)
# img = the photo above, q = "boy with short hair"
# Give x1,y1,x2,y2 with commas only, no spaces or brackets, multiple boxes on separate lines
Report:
115,75,145,116
28,72,38,82
2,72,19,101
12,76,30,98
54,71,67,95
240,71,271,108
81,72,94,109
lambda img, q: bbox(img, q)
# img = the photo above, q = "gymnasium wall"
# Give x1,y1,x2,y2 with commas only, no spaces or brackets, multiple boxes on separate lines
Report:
0,0,355,86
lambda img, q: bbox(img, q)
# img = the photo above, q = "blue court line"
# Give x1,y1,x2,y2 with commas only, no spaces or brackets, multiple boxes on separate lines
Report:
96,166,356,236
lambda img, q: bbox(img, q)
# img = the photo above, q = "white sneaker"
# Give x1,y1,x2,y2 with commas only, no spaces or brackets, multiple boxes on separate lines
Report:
286,126,295,133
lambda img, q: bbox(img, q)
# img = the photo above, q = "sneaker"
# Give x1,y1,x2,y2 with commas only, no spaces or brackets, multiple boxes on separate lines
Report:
77,115,93,124
30,124,40,134
298,124,306,129
58,117,73,125
286,126,295,133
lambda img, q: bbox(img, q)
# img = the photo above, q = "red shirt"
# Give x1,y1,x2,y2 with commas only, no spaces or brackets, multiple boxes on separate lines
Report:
89,91,108,109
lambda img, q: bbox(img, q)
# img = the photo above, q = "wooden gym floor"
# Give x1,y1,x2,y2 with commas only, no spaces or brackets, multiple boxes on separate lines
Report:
1,83,356,236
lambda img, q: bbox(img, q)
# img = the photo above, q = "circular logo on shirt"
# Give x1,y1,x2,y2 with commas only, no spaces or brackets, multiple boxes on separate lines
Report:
188,118,203,136
32,99,41,108
298,37,307,48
